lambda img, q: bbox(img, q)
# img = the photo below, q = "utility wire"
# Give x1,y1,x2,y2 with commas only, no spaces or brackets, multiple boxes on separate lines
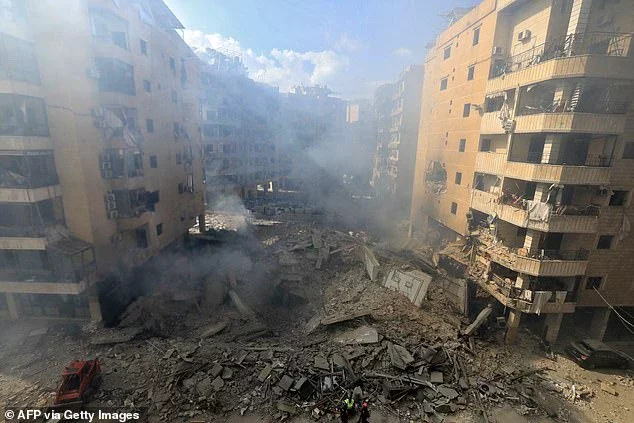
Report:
592,287,634,334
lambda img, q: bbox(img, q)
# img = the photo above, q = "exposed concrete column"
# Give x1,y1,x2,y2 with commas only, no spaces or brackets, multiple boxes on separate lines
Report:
541,135,562,164
532,184,550,202
588,307,611,341
88,296,103,323
523,229,541,254
544,313,564,344
506,309,522,344
566,0,593,48
198,214,206,233
6,293,18,319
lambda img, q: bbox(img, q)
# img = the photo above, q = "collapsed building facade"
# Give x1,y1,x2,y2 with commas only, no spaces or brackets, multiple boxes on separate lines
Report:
199,49,282,205
411,0,634,343
0,0,204,321
371,65,424,216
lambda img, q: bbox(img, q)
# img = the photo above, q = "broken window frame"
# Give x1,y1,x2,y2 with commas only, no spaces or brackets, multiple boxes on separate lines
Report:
94,57,135,95
0,94,49,136
0,32,40,84
0,152,58,188
89,8,129,50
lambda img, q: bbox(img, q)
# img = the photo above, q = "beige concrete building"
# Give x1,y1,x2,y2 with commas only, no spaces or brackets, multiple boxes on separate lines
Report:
0,0,204,321
371,65,423,215
411,0,634,342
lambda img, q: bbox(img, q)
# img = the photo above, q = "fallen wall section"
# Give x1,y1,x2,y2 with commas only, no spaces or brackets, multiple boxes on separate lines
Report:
384,268,432,307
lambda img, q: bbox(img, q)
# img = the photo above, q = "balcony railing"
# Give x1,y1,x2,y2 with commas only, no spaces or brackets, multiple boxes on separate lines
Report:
491,31,632,79
530,248,589,261
519,99,630,116
512,152,611,167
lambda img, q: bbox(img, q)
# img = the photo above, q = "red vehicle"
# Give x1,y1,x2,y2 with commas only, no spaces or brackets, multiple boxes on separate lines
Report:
53,359,102,405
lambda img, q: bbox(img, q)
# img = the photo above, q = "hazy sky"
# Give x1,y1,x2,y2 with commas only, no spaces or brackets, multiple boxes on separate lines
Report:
164,0,478,99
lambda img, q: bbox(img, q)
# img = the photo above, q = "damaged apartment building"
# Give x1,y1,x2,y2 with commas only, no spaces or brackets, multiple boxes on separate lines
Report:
411,0,634,343
199,49,282,205
371,65,423,216
0,0,204,321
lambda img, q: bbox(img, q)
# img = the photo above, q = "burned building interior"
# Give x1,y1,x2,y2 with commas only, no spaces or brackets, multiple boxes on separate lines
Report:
1,0,634,423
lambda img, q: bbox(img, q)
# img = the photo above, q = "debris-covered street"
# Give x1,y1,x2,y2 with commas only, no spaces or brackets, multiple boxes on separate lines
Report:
1,209,632,423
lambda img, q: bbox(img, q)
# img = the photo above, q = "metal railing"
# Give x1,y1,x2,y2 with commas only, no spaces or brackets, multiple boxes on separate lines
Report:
519,99,630,116
529,248,590,261
511,152,611,167
491,31,632,78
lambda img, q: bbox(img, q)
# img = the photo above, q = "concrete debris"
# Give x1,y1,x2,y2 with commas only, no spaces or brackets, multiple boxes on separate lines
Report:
601,382,618,396
361,245,380,281
386,342,414,370
313,356,330,371
211,376,225,390
89,327,143,345
384,268,432,307
278,375,294,391
430,371,444,384
258,364,273,382
334,325,379,345
462,304,493,336
201,321,228,338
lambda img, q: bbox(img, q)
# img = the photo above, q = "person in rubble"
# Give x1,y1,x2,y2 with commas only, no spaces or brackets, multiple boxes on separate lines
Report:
343,395,355,416
358,401,370,423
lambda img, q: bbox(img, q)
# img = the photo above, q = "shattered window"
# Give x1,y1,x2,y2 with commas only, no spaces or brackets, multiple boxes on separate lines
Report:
90,9,129,50
0,94,49,136
94,57,135,95
0,33,40,84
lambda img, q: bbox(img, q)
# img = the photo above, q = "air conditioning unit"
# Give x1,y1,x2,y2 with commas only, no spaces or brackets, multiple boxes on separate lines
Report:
87,67,101,79
107,210,119,219
492,46,503,55
101,161,112,170
106,200,117,210
91,107,104,118
102,169,113,179
106,192,116,202
517,30,531,42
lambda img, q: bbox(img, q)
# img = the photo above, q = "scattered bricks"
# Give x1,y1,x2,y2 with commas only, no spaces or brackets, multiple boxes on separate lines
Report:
258,364,273,382
278,375,294,391
276,401,297,414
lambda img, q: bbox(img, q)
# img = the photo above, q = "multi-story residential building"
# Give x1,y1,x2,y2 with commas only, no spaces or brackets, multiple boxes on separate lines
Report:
198,49,281,205
371,65,423,216
343,99,374,190
279,85,346,191
0,0,204,322
411,0,634,343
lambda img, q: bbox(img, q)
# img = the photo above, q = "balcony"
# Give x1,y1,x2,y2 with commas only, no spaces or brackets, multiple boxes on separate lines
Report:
489,32,632,90
474,276,576,314
471,189,598,233
483,111,628,135
0,185,62,203
475,152,611,185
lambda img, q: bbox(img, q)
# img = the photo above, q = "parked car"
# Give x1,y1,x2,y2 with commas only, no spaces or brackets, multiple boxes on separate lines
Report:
566,339,630,370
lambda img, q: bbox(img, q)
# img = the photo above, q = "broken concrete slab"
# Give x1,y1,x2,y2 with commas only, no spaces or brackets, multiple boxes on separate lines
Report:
228,290,257,319
437,386,459,400
258,364,273,382
221,367,233,380
201,321,228,338
89,327,143,345
210,363,224,378
314,356,330,371
196,376,213,396
276,401,297,414
462,304,493,336
211,376,225,390
334,325,379,345
278,375,294,391
430,371,444,384
361,245,380,281
384,268,432,307
601,382,618,396
305,309,372,334
387,342,414,370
